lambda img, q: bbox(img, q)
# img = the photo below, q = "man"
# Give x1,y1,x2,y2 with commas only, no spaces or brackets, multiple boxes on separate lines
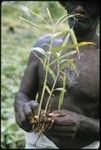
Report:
14,0,100,149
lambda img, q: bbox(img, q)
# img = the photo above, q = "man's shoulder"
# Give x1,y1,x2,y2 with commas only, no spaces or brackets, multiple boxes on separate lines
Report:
34,34,51,47
33,34,64,50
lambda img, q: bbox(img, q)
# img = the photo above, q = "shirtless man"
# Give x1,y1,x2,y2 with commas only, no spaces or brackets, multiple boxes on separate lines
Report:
14,0,99,149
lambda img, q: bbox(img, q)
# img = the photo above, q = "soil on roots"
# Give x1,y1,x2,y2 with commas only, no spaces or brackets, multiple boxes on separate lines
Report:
30,110,54,134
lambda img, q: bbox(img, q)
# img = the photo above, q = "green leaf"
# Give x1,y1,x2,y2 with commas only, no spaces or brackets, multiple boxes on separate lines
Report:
54,14,79,29
59,14,75,25
46,66,56,81
70,29,79,53
31,51,44,64
50,50,76,66
54,87,66,92
60,59,74,70
76,41,95,46
45,85,51,95
54,14,67,28
46,8,53,26
62,32,70,47
19,16,44,31
26,7,51,26
60,50,76,59
58,73,66,110
60,59,68,64
51,41,94,54
53,28,69,39
32,47,48,57
70,62,79,77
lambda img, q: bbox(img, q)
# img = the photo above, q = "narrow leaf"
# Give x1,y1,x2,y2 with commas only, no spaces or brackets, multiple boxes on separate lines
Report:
62,32,70,47
32,47,48,57
70,62,79,77
26,7,50,26
50,51,76,66
45,85,51,95
54,87,66,92
57,13,82,27
46,66,56,81
46,8,53,25
59,14,74,25
32,50,44,64
54,14,67,27
75,41,95,46
51,41,94,53
53,28,69,39
58,73,66,110
60,59,74,70
60,59,68,64
19,16,44,31
70,29,79,53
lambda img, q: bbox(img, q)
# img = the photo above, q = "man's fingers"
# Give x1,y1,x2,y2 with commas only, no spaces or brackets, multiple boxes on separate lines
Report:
23,103,33,118
16,112,32,131
29,100,39,109
54,117,76,126
18,108,26,123
18,110,32,132
49,112,61,117
29,100,39,114
15,113,23,127
22,101,39,118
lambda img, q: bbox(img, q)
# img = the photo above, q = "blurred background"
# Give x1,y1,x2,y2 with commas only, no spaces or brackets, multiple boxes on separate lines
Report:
1,1,66,149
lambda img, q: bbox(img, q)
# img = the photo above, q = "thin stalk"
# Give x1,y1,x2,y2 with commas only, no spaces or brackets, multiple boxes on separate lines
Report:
37,67,48,118
44,57,60,115
37,29,55,118
58,72,66,111
54,14,67,28
26,7,51,26
44,72,59,115
46,8,54,27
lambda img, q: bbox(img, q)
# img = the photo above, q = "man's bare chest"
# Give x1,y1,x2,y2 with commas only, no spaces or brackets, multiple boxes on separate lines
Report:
37,46,99,117
38,46,99,96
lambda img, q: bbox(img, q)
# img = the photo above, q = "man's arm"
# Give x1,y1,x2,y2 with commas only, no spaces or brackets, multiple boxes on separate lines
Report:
14,34,54,132
14,51,39,131
77,114,99,140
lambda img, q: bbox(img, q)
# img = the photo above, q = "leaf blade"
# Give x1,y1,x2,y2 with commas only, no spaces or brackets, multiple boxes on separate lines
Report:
58,73,66,110
19,16,44,31
32,47,48,57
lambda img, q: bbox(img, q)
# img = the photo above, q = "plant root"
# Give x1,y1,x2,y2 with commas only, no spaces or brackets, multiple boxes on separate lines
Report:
30,110,53,134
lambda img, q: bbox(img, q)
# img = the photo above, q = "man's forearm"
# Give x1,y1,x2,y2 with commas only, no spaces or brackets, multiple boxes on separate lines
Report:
78,115,99,140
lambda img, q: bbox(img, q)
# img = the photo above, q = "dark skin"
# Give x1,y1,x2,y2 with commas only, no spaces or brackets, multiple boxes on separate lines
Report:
14,1,99,149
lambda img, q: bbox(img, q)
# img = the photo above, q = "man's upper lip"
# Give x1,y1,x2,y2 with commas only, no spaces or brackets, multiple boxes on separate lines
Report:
74,16,86,22
74,13,90,23
72,11,89,19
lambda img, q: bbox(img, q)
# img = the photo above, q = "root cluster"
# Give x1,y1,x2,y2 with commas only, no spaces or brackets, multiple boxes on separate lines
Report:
30,110,53,134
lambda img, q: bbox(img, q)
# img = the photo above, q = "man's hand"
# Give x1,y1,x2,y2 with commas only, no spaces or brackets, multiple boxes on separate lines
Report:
15,100,39,132
48,110,81,139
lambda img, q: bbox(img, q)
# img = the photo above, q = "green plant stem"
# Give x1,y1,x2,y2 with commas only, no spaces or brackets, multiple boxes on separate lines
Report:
44,72,59,115
58,72,66,111
44,57,60,115
37,68,48,118
37,29,54,118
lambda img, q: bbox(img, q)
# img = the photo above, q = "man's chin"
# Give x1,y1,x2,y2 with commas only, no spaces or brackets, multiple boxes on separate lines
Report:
74,22,90,33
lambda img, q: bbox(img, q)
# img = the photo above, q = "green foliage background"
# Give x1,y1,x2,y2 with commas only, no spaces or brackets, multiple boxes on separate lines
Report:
1,1,66,149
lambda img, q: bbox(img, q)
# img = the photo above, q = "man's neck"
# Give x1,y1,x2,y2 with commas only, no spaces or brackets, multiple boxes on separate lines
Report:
75,29,97,43
74,27,99,49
